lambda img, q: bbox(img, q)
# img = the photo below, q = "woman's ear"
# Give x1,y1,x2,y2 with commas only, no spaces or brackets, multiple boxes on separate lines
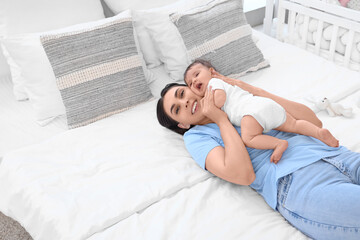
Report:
178,123,190,129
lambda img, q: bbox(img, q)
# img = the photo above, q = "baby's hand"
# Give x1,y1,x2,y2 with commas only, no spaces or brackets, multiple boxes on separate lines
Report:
201,86,227,123
270,140,288,164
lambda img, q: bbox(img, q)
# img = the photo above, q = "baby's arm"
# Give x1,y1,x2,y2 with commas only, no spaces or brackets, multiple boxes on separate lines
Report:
214,89,226,109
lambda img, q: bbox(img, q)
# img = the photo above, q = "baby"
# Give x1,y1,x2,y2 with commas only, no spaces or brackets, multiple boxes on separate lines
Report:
184,59,339,163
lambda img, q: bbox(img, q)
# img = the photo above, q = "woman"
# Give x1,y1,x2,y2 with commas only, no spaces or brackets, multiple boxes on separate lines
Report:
156,76,360,240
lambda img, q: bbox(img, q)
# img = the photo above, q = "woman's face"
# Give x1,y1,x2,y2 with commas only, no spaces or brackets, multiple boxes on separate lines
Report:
163,85,208,128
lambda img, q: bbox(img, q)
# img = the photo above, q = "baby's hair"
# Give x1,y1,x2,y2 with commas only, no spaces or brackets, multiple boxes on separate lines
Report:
183,59,216,84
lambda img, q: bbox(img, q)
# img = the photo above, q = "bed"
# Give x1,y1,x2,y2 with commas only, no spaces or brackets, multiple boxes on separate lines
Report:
0,0,359,239
271,0,360,71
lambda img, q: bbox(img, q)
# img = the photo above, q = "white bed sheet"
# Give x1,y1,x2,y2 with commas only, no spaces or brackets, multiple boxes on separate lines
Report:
0,30,359,240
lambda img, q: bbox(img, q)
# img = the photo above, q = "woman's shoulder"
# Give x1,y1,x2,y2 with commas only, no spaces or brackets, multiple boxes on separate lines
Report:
184,124,224,170
184,124,224,148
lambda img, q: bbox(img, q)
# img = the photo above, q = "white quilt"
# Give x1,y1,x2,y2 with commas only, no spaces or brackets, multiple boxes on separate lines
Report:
1,31,360,240
0,100,212,239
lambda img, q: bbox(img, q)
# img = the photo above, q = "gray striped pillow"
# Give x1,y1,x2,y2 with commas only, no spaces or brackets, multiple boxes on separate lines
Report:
171,0,269,78
41,15,152,129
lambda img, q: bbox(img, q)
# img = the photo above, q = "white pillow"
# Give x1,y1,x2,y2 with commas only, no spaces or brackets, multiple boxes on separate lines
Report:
132,13,162,69
0,45,27,100
0,0,105,101
103,0,180,13
133,11,189,81
1,12,150,126
103,0,179,69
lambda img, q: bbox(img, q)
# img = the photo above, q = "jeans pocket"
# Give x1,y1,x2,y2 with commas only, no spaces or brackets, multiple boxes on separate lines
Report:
277,174,292,209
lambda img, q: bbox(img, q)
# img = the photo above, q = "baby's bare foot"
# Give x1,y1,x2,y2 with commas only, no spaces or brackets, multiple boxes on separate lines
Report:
318,128,339,147
271,140,288,164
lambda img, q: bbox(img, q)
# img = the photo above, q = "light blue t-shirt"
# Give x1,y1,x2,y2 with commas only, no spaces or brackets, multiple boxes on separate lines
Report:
184,123,348,209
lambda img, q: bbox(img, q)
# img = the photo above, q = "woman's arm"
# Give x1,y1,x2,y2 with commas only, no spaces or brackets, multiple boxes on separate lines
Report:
212,71,263,96
211,71,323,128
201,87,255,185
258,90,323,128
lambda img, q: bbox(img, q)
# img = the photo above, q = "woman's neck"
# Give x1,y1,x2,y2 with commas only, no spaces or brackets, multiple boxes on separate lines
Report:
197,117,213,126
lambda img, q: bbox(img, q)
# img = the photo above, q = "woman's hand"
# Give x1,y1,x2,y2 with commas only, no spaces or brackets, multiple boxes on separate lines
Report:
211,70,232,83
211,70,263,96
200,86,228,124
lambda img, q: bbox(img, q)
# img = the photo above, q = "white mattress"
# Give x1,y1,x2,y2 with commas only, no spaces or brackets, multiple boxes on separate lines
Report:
0,30,359,240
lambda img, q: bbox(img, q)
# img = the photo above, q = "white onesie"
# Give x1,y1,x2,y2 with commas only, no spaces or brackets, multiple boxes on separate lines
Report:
209,78,286,133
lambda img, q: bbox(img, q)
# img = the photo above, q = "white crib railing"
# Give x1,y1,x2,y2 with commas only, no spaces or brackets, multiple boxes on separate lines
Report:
274,0,360,72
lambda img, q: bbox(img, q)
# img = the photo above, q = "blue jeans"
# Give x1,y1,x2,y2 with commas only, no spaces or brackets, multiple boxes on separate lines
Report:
277,150,360,240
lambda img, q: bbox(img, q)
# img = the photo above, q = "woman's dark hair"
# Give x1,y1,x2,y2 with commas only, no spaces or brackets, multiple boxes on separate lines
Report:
183,59,216,84
157,82,192,135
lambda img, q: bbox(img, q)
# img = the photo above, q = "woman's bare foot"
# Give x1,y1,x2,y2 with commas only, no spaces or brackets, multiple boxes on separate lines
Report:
318,128,339,147
270,140,288,164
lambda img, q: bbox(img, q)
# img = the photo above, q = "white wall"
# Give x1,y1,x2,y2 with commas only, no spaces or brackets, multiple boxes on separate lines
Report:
0,0,113,79
244,0,266,27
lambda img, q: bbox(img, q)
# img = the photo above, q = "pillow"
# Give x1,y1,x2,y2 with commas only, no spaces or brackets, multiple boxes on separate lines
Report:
133,11,189,82
0,0,105,101
0,45,27,100
40,10,152,129
132,14,162,69
1,35,66,125
172,0,269,78
136,0,269,82
2,12,152,127
102,0,180,69
103,0,180,13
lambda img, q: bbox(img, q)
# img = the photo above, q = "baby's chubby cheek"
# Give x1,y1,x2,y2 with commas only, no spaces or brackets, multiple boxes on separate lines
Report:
190,87,201,97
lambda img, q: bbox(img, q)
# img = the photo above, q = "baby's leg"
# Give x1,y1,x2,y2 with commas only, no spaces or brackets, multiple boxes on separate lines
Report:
276,113,339,147
241,116,288,163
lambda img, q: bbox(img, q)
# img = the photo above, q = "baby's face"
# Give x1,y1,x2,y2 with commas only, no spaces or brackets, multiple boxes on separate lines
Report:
184,64,212,97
